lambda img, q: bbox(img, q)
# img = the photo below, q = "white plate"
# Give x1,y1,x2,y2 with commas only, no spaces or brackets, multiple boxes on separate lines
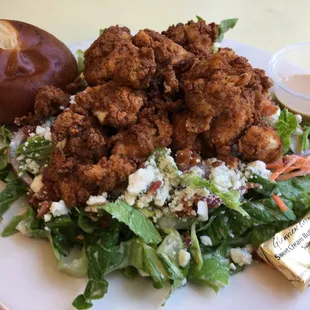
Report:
1,40,309,310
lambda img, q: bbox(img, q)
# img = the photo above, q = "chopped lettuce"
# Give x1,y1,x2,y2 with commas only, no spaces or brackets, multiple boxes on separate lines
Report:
188,244,230,292
99,200,162,244
190,223,203,270
16,135,53,161
249,173,278,196
0,179,27,220
277,109,298,153
300,127,310,151
217,18,239,42
182,174,247,216
76,49,85,74
0,125,12,146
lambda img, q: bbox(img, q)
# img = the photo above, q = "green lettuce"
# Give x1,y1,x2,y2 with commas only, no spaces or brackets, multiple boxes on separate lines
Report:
190,223,203,270
0,179,27,220
76,49,85,74
99,200,162,244
300,127,310,151
188,244,230,292
217,18,239,42
277,109,298,153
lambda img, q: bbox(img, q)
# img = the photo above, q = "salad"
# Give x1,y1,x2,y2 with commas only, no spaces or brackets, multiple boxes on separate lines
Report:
1,16,310,310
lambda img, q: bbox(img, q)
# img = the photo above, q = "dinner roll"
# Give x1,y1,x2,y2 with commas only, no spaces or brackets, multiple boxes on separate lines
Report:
0,20,77,124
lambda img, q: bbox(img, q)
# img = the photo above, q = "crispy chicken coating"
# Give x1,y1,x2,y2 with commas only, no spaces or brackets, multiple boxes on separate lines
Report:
171,110,211,152
84,26,156,89
133,29,193,65
112,108,173,162
238,125,282,163
209,105,254,151
182,48,254,117
15,86,70,126
78,155,137,193
52,110,107,162
175,148,202,171
162,20,219,55
75,82,146,128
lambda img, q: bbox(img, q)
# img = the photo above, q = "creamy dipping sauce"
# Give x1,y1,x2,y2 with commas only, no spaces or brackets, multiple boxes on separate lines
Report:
275,74,310,118
281,74,310,96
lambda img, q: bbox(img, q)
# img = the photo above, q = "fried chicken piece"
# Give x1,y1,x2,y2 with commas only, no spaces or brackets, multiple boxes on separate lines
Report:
58,176,91,207
15,86,70,126
75,82,146,128
163,20,219,55
172,110,212,152
133,29,193,65
112,108,173,162
84,26,156,89
182,48,253,117
175,149,202,171
209,105,254,151
133,29,194,96
238,125,282,163
78,155,137,193
66,74,88,95
52,110,107,161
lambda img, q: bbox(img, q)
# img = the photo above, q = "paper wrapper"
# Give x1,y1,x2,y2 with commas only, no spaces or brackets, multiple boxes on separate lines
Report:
257,212,310,292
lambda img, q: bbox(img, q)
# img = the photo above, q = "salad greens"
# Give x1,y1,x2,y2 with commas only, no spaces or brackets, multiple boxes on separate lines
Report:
1,17,310,310
277,109,298,153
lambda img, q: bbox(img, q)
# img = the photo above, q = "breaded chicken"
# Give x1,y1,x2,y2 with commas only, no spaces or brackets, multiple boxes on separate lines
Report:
133,29,194,96
209,105,254,150
84,26,156,89
78,155,137,193
171,111,207,152
163,19,219,55
238,125,282,163
75,82,146,128
112,108,173,162
52,110,107,162
133,29,193,65
175,148,202,171
182,48,253,117
15,86,70,126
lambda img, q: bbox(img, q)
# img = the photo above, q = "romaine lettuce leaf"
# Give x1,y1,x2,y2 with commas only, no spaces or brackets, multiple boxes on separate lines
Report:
217,18,238,42
190,222,203,270
277,109,298,153
300,127,310,151
249,173,278,196
0,179,27,220
99,200,162,244
188,244,230,292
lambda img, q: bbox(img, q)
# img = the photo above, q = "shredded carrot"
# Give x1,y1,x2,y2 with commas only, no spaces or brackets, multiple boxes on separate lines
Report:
266,158,283,170
277,170,310,181
270,157,298,181
272,194,289,212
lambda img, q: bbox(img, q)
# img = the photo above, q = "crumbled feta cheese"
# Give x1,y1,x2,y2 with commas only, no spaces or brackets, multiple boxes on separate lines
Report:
245,160,271,180
70,95,76,104
84,205,99,213
30,174,44,193
181,278,187,286
263,106,281,128
210,162,246,192
43,213,52,222
21,159,40,175
124,193,136,206
230,247,252,266
296,114,302,124
178,249,191,267
127,167,156,195
230,263,237,270
36,125,51,141
86,192,107,205
50,200,70,217
200,235,212,246
197,201,209,221
169,187,209,213
16,221,30,236
189,166,204,177
44,226,51,232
